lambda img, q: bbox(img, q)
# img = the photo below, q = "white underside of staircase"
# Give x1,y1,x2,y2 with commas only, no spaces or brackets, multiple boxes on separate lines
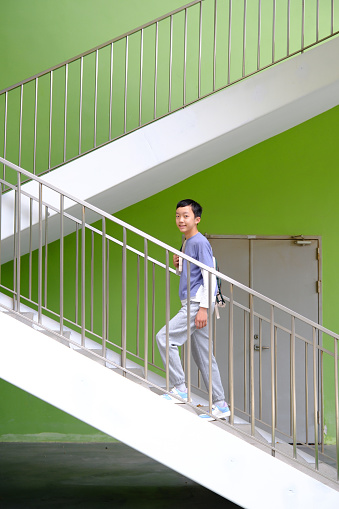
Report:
1,37,339,263
1,305,339,508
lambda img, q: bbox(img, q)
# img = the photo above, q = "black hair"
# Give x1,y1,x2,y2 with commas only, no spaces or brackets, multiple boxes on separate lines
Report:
176,199,202,218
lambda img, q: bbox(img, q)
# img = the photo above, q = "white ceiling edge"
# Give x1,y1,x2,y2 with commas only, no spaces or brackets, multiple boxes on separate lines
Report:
1,37,339,261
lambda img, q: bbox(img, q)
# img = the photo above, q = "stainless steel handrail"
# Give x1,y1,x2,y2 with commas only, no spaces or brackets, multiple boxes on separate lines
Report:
1,0,338,182
1,156,339,484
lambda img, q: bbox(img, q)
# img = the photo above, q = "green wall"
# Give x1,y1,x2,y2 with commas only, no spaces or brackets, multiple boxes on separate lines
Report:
1,1,339,443
112,105,339,444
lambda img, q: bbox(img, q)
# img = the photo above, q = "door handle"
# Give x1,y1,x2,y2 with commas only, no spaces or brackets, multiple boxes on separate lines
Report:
254,345,269,351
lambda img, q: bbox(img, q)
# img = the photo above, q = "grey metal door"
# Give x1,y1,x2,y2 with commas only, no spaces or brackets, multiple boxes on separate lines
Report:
208,236,321,443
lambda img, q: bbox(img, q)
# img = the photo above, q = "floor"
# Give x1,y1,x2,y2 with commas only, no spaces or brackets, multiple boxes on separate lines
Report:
0,442,241,509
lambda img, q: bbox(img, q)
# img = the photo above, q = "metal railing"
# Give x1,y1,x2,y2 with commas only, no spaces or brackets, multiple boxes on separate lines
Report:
0,156,338,483
1,0,338,185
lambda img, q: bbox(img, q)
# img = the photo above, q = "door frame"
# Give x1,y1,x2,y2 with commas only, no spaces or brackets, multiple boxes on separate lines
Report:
205,234,323,443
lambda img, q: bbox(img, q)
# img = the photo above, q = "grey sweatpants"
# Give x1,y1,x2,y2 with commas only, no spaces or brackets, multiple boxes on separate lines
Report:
156,301,225,403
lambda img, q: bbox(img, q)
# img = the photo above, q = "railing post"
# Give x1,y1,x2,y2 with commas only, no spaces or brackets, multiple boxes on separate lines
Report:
44,206,48,309
249,293,255,436
64,63,68,162
313,327,319,470
81,206,86,347
144,238,148,379
16,172,21,313
33,78,38,174
291,316,297,459
48,71,53,170
165,250,170,391
102,217,107,359
187,261,191,404
60,196,64,335
229,283,234,426
121,227,127,370
270,305,276,455
38,183,43,324
139,30,143,126
208,271,213,413
79,56,84,153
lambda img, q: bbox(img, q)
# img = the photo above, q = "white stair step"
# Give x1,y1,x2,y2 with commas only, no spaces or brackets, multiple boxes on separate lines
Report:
3,311,35,327
39,329,71,347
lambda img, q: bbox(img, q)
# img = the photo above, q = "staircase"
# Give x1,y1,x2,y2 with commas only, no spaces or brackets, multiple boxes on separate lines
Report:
1,2,339,507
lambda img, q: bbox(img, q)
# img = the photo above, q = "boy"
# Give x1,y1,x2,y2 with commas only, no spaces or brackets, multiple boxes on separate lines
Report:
156,199,230,419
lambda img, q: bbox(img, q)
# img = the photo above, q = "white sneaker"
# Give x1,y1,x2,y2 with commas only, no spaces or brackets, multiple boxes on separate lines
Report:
199,403,231,420
161,387,190,403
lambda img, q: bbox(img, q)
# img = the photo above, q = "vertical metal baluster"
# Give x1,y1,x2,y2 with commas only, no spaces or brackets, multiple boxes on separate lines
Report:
227,0,232,84
168,15,173,113
19,85,23,167
287,0,290,56
275,326,278,425
305,341,309,446
13,192,17,308
259,318,263,421
49,71,53,170
106,241,110,343
229,283,234,425
152,263,155,364
301,0,305,51
335,338,339,480
316,0,319,43
102,218,106,359
3,91,8,182
270,306,276,456
208,272,213,413
198,0,202,98
109,44,114,139
144,238,148,378
64,64,68,162
16,172,21,312
154,21,159,118
272,0,276,63
38,184,43,323
79,56,83,154
33,78,38,174
94,50,99,148
0,184,2,281
121,227,127,369
313,327,319,471
75,223,79,324
244,310,248,413
44,206,48,309
187,261,191,404
257,0,261,70
165,250,170,391
250,294,255,436
291,316,297,458
242,0,247,77
184,9,188,104
137,255,140,357
29,198,33,300
213,0,217,90
60,196,64,335
139,30,143,126
91,230,94,331
81,207,86,347
124,37,129,134
320,350,325,453
331,0,334,35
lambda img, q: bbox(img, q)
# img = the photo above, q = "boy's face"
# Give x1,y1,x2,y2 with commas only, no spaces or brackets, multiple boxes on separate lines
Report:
176,205,200,239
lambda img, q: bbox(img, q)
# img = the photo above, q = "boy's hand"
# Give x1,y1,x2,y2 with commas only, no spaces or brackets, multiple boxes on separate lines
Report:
173,254,180,268
195,307,208,329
